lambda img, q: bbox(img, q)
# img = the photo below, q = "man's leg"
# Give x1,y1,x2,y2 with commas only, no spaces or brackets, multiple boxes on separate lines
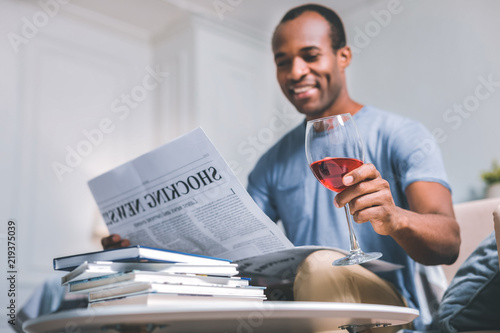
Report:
294,250,412,332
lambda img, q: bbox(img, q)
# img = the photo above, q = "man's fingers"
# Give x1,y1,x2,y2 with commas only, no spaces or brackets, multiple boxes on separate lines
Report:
343,163,379,186
335,169,388,209
101,234,118,247
349,192,381,215
335,179,378,208
101,234,128,249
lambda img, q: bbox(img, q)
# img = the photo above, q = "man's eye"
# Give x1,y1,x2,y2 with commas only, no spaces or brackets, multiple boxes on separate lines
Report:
304,54,319,62
276,59,290,68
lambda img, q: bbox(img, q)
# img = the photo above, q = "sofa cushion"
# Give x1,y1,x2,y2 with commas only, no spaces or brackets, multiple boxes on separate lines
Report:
431,232,500,331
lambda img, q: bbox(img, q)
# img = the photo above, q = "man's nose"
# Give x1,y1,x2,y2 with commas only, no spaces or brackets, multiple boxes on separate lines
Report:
288,58,309,81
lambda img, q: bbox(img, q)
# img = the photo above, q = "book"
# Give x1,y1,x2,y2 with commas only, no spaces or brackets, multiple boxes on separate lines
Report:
89,282,266,302
53,245,231,271
61,261,239,285
88,292,266,308
68,271,249,293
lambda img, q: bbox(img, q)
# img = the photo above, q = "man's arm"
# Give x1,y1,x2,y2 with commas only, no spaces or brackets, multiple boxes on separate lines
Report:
335,163,460,265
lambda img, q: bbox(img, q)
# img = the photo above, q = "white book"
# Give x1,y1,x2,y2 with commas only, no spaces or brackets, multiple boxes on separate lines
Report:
89,282,266,302
61,261,239,285
54,245,231,271
69,271,249,293
89,292,265,308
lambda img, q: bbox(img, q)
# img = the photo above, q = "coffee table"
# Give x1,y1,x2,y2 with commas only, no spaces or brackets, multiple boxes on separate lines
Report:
23,301,419,333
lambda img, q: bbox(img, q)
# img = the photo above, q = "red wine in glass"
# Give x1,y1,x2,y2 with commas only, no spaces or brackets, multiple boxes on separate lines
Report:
310,157,363,193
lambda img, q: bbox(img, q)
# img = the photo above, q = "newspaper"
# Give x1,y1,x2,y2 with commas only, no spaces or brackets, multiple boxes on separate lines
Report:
88,128,401,279
236,246,401,281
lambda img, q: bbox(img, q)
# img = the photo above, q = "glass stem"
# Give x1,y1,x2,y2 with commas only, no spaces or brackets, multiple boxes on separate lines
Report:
344,205,362,253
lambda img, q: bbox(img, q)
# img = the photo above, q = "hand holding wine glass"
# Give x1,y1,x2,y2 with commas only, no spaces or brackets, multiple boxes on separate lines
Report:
305,113,382,266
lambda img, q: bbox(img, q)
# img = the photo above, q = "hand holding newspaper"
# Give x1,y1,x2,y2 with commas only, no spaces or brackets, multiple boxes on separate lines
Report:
88,128,401,280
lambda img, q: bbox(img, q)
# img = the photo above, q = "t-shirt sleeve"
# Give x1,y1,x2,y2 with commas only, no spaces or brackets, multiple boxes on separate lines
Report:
390,121,451,192
246,153,279,222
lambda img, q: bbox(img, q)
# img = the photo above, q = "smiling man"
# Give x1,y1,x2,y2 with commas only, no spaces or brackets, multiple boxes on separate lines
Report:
100,3,460,331
246,4,460,331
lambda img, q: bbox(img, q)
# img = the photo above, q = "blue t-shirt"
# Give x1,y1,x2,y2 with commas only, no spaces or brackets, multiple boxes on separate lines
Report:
247,106,450,315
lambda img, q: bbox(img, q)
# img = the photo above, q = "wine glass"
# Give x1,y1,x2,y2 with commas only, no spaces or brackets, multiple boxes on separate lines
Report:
305,113,382,266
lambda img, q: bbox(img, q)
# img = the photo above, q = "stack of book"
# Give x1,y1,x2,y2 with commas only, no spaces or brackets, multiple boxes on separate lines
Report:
54,246,266,308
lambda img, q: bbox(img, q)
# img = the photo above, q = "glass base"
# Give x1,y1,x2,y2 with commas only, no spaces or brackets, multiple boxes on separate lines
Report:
332,251,383,266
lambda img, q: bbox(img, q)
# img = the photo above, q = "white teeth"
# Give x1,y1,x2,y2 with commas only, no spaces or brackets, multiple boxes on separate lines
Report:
293,86,314,94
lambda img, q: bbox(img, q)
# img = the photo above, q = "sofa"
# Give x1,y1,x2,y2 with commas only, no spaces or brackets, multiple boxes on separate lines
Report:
442,198,500,282
427,198,500,332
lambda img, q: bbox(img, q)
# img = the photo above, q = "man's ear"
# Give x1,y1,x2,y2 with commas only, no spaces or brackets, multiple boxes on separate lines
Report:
337,46,352,69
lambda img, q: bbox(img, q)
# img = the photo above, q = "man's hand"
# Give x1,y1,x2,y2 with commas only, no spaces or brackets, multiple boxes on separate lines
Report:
101,234,130,250
333,163,460,265
334,163,399,235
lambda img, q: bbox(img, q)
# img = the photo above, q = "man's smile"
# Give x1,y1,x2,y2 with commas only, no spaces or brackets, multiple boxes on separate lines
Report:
289,83,319,100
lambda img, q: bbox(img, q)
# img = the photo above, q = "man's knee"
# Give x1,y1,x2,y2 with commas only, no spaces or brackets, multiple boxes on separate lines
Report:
294,250,363,302
296,250,344,273
295,250,361,285
293,250,405,306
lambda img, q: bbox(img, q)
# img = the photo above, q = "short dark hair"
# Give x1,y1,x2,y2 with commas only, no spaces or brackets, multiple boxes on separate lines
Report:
275,4,346,51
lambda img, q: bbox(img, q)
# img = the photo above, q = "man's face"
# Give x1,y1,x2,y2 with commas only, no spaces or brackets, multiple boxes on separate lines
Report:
272,11,346,120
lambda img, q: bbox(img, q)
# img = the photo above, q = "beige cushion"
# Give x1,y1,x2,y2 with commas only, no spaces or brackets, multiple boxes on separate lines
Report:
443,198,500,282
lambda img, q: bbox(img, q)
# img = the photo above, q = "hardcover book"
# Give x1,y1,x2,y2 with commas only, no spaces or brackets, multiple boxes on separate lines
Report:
54,245,231,271
88,293,265,308
69,271,249,293
89,282,266,302
61,261,239,285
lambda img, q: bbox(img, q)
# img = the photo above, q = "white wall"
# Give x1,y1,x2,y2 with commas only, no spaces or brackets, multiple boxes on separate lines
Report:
0,0,160,314
340,0,500,203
